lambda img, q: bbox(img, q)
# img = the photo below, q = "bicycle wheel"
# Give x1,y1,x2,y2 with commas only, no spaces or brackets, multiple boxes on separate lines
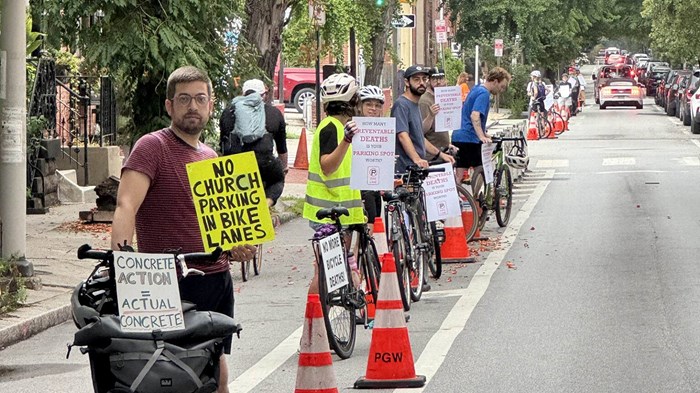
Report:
470,167,489,231
360,236,380,311
428,221,442,279
537,114,552,139
408,209,426,302
494,165,513,227
550,111,566,135
241,261,249,282
456,184,479,241
317,254,356,359
253,245,263,275
388,209,411,311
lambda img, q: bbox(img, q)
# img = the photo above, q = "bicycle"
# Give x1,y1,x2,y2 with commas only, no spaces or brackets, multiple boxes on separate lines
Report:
470,134,528,230
440,146,482,243
383,164,445,310
70,244,240,393
240,245,263,282
311,206,381,359
530,101,552,139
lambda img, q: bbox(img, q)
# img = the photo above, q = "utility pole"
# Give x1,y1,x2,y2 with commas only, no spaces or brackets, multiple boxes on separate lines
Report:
0,1,33,276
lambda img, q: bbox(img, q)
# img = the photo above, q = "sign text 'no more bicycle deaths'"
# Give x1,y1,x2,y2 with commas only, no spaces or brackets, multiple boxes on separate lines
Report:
187,151,275,252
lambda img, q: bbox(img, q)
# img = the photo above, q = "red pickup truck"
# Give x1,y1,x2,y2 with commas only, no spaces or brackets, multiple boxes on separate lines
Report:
273,67,318,113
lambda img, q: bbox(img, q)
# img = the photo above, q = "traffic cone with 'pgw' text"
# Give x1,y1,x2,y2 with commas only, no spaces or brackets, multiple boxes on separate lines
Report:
354,253,426,389
294,293,339,393
294,127,309,169
441,214,475,263
526,112,538,140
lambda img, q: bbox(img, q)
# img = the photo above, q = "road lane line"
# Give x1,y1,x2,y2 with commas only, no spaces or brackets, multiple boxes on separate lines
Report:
691,140,700,150
228,326,303,392
400,170,553,393
602,157,635,166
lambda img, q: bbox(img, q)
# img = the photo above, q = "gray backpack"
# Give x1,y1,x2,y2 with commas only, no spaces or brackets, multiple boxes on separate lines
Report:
231,93,266,144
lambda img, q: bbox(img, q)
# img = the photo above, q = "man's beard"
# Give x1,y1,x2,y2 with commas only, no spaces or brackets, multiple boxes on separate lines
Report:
174,114,205,135
409,84,426,96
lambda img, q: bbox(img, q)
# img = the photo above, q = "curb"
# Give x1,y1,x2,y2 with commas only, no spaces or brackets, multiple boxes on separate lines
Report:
0,304,71,349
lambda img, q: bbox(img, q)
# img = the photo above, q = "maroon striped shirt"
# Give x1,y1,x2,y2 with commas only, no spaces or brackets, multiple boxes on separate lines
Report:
123,128,229,274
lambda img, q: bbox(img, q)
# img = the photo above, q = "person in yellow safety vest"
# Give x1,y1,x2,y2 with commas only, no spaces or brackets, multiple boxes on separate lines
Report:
302,73,365,229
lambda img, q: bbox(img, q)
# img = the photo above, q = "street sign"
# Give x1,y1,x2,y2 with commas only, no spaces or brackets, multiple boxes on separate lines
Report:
494,39,504,57
308,0,326,27
435,19,448,44
392,14,415,29
451,42,461,55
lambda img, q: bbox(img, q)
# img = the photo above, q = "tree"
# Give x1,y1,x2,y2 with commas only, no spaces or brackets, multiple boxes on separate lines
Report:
642,0,700,66
39,1,239,144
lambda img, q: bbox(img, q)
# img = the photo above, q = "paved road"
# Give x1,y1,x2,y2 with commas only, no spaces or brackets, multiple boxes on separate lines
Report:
4,83,700,392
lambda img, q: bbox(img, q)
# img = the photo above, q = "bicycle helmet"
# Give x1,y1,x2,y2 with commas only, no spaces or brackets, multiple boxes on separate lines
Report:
505,145,529,170
359,85,385,103
320,73,358,104
530,70,541,78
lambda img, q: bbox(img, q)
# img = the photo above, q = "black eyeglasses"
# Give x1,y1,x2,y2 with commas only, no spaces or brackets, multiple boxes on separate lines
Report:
172,94,209,107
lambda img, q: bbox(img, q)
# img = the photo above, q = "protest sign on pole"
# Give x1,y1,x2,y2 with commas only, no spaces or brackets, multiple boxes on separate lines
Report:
350,117,396,190
434,86,463,132
187,151,275,252
114,251,184,332
319,232,349,293
422,163,461,222
481,143,495,184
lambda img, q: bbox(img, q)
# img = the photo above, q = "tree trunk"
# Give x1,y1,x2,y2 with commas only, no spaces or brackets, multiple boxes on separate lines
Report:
364,4,395,87
242,0,292,82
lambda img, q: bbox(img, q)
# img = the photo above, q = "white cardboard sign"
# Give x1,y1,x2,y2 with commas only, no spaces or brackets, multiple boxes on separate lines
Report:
114,251,185,332
481,143,495,184
423,163,461,222
319,232,349,293
350,117,396,190
434,86,463,132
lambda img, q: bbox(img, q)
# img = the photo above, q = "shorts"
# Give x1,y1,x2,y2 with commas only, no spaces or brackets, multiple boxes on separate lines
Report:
452,141,483,169
361,190,382,224
179,271,235,353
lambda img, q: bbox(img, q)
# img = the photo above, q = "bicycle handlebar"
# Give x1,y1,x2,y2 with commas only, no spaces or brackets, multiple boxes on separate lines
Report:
77,244,223,264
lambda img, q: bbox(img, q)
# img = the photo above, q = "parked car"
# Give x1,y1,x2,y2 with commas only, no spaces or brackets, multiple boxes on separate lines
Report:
690,70,700,134
657,69,683,108
675,74,691,119
679,71,700,126
599,79,644,110
645,67,670,97
665,71,691,116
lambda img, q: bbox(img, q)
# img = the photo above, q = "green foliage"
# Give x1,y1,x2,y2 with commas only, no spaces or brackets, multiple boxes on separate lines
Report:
502,65,530,118
444,52,464,85
0,257,28,314
642,0,700,65
26,15,45,56
280,196,305,216
40,1,241,145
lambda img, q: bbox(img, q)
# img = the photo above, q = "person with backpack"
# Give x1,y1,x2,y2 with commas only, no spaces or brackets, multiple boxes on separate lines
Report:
527,70,547,114
219,79,287,220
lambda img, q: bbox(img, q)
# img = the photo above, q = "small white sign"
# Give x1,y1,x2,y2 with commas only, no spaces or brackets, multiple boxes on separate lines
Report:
435,19,448,44
114,251,185,332
423,163,461,222
544,91,554,110
558,84,571,98
350,117,396,190
434,86,462,132
1,106,25,163
481,143,495,184
319,233,349,293
494,39,504,57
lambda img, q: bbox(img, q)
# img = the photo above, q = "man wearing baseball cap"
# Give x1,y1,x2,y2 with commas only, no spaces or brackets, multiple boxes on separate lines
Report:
391,65,454,174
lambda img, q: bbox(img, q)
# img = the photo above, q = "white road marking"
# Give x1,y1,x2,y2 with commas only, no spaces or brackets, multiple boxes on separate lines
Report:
594,170,675,175
680,157,700,166
536,159,569,168
602,157,635,166
228,326,303,392
668,117,681,126
691,140,700,150
400,170,553,393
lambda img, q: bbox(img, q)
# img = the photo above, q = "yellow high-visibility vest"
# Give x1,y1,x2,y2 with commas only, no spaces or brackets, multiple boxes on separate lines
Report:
303,116,365,225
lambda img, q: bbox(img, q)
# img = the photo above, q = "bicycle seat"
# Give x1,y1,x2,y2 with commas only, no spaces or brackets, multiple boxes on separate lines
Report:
316,206,349,221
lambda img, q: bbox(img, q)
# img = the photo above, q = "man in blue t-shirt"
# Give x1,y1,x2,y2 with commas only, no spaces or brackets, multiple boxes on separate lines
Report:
392,65,454,174
451,67,511,182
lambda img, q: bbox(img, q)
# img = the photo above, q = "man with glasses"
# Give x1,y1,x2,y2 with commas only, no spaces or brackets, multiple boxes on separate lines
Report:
112,66,256,393
220,79,287,214
392,65,454,174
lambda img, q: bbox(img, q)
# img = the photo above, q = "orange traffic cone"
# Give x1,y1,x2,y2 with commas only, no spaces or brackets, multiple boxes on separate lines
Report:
354,254,426,389
294,293,339,393
553,111,564,133
441,215,475,263
526,112,538,140
372,216,389,256
547,115,556,139
294,127,309,169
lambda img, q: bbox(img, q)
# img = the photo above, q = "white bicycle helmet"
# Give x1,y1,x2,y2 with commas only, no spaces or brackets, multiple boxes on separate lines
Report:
359,85,385,103
530,70,541,78
505,144,529,169
320,73,358,104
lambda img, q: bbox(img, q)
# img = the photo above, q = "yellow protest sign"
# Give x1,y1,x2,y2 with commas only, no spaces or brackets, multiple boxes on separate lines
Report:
186,151,275,252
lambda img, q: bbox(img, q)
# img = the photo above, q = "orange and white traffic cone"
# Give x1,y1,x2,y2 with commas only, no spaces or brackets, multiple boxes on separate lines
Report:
294,293,339,393
354,254,426,389
441,214,475,263
526,112,538,140
293,127,309,170
372,216,389,256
